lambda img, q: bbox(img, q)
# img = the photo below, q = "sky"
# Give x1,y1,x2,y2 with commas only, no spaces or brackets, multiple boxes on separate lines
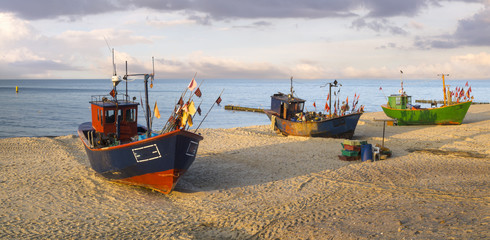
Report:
0,0,489,80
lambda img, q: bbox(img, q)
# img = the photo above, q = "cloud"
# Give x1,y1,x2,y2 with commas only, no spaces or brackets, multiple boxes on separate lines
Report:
414,2,490,49
351,18,408,35
1,0,466,21
145,16,196,28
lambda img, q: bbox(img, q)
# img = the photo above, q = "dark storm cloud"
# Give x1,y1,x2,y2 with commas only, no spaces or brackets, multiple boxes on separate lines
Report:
2,0,473,21
0,0,122,20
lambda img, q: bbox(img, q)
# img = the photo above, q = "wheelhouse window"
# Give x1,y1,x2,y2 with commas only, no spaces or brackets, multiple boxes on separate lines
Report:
125,108,136,122
105,110,115,123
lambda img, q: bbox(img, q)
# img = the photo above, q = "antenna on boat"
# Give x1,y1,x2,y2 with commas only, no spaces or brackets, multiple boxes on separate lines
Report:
289,76,295,97
399,70,404,95
125,61,128,101
327,80,340,117
438,73,449,106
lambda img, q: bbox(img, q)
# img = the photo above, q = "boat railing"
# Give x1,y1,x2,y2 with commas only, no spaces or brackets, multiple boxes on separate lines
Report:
90,94,138,104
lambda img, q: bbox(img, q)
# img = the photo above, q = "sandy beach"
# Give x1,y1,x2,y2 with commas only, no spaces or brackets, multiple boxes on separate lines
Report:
1,105,489,239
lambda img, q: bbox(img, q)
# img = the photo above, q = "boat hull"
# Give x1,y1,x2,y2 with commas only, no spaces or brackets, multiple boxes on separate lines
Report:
265,111,363,138
78,122,203,194
381,101,472,125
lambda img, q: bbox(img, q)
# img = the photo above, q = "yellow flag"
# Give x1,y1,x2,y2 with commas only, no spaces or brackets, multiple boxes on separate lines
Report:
181,111,188,128
154,101,161,119
188,100,196,116
187,115,193,127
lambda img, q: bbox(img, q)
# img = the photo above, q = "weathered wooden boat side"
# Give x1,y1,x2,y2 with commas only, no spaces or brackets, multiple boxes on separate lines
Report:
381,100,471,125
265,110,362,138
265,79,363,139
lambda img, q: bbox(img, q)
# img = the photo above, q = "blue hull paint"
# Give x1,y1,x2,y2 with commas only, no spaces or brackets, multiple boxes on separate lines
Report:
78,122,203,180
266,111,362,138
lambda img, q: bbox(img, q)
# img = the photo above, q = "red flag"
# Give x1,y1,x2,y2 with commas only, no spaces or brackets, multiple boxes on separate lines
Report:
194,87,202,97
379,86,382,90
110,89,116,98
188,78,197,91
178,97,184,106
468,86,472,92
197,105,202,115
324,102,329,112
357,94,360,100
326,93,330,101
346,96,349,104
313,102,316,108
465,81,468,87
216,96,222,106
466,90,470,98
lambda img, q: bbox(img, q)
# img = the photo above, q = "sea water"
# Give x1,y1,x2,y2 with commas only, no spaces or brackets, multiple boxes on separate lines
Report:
0,78,488,138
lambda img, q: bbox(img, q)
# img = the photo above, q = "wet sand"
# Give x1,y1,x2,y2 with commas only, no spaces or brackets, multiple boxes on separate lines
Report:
1,105,489,239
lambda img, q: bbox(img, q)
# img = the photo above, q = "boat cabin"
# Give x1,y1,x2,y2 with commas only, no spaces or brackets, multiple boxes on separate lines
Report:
90,95,139,141
387,94,412,109
270,93,305,120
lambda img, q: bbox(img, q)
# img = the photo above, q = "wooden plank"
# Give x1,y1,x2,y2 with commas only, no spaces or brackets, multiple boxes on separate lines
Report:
224,105,265,113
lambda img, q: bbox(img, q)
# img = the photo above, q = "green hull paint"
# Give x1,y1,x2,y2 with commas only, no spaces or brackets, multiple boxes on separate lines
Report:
381,101,472,125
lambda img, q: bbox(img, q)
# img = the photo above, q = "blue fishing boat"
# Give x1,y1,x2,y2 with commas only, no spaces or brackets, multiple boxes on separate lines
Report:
78,54,203,194
264,79,363,138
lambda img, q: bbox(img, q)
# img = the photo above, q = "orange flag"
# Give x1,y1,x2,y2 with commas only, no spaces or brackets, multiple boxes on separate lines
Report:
154,101,161,119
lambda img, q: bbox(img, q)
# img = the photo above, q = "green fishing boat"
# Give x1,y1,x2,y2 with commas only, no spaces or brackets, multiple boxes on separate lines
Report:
381,73,473,125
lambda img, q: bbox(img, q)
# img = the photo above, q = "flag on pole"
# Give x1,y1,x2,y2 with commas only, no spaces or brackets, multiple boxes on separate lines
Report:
154,101,161,119
197,105,202,115
324,102,329,112
216,96,222,106
110,89,116,98
327,93,330,101
313,102,316,108
188,77,197,91
194,87,202,97
181,111,188,128
178,97,184,106
187,115,193,127
465,81,468,87
188,100,196,116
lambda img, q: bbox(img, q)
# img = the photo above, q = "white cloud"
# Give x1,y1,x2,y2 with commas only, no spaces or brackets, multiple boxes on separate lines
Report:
0,13,33,41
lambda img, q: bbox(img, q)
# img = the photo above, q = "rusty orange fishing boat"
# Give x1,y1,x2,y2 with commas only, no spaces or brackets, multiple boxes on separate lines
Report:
264,79,363,138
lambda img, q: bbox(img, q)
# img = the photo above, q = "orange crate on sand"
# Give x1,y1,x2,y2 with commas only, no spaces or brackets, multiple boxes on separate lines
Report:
343,144,361,151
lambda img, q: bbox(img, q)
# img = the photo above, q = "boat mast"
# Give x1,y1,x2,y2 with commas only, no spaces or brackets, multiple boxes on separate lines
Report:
438,73,449,106
328,80,340,117
144,74,151,137
290,76,294,97
125,61,128,101
123,57,155,138
400,70,404,95
111,49,122,140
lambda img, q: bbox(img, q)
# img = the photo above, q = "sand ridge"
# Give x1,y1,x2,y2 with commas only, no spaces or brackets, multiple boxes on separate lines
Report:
0,105,489,239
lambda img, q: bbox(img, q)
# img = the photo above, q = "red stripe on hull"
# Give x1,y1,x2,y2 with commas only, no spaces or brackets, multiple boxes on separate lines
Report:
113,169,186,194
